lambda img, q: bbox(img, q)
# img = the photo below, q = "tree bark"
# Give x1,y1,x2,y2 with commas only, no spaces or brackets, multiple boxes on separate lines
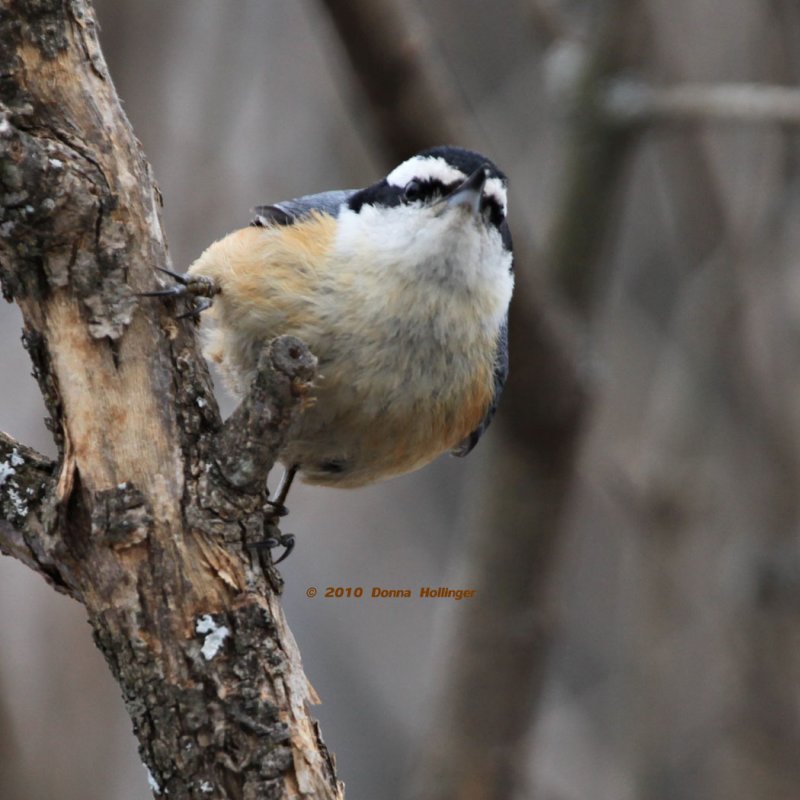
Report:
0,2,342,797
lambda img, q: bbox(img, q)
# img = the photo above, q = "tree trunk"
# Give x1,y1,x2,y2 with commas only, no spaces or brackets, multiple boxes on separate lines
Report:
0,2,342,797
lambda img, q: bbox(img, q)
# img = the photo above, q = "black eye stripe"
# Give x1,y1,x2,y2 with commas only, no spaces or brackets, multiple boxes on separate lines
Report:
402,179,506,226
348,176,506,230
403,178,446,202
403,178,504,210
403,179,424,201
482,196,505,226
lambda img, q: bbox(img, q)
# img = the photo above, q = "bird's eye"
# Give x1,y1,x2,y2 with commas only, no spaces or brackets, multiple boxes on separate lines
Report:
403,179,423,202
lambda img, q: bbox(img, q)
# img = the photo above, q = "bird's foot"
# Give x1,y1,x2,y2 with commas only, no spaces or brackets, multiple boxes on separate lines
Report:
250,466,299,563
248,530,296,565
139,267,220,319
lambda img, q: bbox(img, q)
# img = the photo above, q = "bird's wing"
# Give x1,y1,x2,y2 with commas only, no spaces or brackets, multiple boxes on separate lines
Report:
252,189,357,226
451,317,509,458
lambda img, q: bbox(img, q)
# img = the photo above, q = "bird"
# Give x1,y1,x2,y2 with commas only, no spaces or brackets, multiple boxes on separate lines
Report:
146,145,513,534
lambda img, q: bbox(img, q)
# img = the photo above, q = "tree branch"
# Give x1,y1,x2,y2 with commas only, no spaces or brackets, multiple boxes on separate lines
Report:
529,0,581,48
214,336,317,493
545,0,646,318
317,0,472,162
0,431,74,595
0,2,341,797
605,80,800,126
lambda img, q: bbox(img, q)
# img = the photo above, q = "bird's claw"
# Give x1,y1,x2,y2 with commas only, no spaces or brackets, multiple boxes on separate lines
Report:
248,532,296,565
139,267,220,317
176,296,214,320
265,498,290,518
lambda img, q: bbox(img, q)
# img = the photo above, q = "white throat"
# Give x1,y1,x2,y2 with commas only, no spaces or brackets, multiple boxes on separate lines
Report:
333,203,513,332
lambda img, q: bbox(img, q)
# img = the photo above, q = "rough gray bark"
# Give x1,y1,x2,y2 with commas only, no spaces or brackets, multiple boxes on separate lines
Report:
0,2,342,798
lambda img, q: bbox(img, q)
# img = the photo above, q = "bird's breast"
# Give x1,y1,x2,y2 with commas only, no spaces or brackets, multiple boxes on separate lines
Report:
188,217,506,485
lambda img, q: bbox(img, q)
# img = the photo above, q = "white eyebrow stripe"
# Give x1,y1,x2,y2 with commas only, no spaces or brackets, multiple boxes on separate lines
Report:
484,178,508,215
387,156,463,187
386,155,508,215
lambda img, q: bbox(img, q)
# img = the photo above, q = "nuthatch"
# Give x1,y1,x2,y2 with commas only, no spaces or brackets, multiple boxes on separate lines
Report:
148,146,513,512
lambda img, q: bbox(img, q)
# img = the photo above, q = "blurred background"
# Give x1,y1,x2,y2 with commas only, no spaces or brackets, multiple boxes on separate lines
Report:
2,0,800,798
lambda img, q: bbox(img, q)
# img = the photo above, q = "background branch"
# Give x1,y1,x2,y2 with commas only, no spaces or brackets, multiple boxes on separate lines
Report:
317,0,473,162
544,0,646,318
605,80,800,126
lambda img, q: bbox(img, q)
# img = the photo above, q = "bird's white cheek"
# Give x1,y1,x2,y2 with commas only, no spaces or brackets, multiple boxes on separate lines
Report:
334,205,433,268
335,206,499,276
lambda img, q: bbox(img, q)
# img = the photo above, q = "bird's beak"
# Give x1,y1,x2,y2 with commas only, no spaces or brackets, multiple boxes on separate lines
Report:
445,165,488,216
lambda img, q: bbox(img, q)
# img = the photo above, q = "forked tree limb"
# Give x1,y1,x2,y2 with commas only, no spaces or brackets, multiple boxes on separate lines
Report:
0,2,342,798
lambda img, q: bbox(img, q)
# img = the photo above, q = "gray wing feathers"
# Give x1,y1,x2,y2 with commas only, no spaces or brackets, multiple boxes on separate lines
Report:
252,189,356,226
452,318,509,458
